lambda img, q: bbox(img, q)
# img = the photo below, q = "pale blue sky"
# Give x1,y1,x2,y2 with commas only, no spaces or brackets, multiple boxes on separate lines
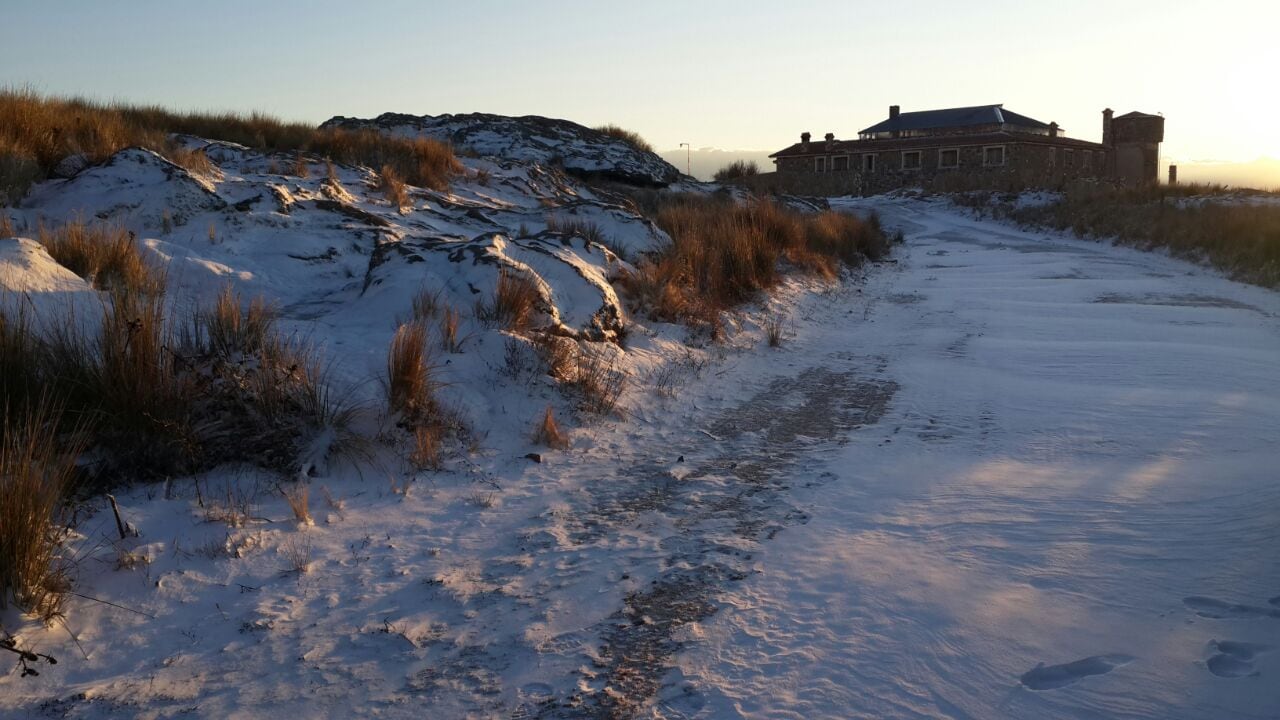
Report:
3,0,1277,164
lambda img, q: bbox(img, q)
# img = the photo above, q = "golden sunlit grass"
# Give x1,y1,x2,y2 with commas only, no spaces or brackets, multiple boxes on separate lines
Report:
593,124,654,154
476,269,541,331
532,406,569,449
0,87,460,205
999,182,1280,287
37,219,164,296
386,322,436,423
620,194,889,328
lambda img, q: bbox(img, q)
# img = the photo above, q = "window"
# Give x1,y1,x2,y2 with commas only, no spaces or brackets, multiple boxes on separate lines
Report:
832,155,849,171
1049,148,1057,167
815,157,827,173
863,154,877,172
983,145,1006,167
938,148,959,169
901,150,922,170
1083,150,1092,169
1065,149,1075,167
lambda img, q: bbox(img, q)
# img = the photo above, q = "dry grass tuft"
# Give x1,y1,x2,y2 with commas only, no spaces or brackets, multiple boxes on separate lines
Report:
531,332,576,380
0,212,13,237
439,306,463,353
409,287,442,322
594,124,654,154
0,404,81,623
410,425,443,471
545,215,606,245
764,313,786,347
475,269,541,331
532,406,569,449
281,482,312,526
37,220,164,296
199,286,277,359
386,322,436,424
377,164,409,209
570,346,627,416
281,534,312,574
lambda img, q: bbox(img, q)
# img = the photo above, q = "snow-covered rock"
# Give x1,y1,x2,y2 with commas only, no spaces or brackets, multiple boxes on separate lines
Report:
320,112,683,187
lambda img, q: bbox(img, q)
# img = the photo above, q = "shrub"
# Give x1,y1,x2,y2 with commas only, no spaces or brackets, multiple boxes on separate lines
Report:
594,124,654,154
386,322,435,423
713,160,760,182
0,403,81,623
475,269,541,331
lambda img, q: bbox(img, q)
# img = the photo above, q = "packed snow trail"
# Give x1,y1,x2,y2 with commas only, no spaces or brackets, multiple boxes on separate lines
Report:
636,197,1280,719
5,197,1279,720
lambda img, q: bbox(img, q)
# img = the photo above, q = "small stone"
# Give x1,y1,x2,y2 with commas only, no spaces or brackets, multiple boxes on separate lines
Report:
524,453,542,463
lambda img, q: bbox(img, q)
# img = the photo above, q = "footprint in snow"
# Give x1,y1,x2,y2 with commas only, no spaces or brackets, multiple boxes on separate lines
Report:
1019,654,1135,690
1183,596,1280,620
1206,640,1270,678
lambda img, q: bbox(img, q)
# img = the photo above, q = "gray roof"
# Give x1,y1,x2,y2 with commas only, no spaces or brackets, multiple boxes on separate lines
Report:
859,104,1052,135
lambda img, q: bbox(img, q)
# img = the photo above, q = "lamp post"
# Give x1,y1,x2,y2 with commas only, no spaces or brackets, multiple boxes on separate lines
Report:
679,143,690,177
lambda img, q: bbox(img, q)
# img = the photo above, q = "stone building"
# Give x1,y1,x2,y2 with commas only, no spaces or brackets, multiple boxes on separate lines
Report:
754,104,1163,195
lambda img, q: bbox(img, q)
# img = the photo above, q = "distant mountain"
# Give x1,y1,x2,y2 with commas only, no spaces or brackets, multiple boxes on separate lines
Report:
322,113,682,187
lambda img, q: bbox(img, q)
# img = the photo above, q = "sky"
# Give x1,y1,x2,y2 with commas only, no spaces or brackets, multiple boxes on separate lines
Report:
3,0,1278,180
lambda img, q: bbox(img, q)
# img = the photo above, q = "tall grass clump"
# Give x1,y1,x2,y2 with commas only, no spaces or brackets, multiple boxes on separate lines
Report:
37,220,164,295
475,269,541,331
0,404,82,623
593,124,654,154
713,160,760,182
386,322,436,424
1001,182,1280,287
0,88,461,204
621,194,888,328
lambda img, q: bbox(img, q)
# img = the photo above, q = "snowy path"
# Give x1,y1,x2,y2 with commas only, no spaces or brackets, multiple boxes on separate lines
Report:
639,198,1280,719
6,198,1279,720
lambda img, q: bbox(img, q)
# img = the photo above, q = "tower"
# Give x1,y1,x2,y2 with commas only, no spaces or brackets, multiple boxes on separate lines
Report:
1107,111,1164,185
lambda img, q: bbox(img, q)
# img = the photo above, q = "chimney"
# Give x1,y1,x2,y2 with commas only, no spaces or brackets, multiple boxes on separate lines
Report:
1102,108,1114,148
1048,122,1059,138
801,132,811,151
824,132,834,150
1169,164,1178,185
889,105,900,120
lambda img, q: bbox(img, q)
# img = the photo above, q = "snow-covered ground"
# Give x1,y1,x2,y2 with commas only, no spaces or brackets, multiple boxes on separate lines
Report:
3,194,1279,719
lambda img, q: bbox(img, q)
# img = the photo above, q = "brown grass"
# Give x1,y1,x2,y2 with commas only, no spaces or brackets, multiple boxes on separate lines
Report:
439,306,462,353
593,124,654,154
545,215,606,245
532,406,569,449
621,195,888,327
996,182,1280,287
37,220,164,295
377,164,409,209
0,88,460,204
281,482,312,526
410,425,443,471
386,322,435,423
197,286,277,359
531,332,576,380
0,403,81,623
475,269,541,330
764,313,786,347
